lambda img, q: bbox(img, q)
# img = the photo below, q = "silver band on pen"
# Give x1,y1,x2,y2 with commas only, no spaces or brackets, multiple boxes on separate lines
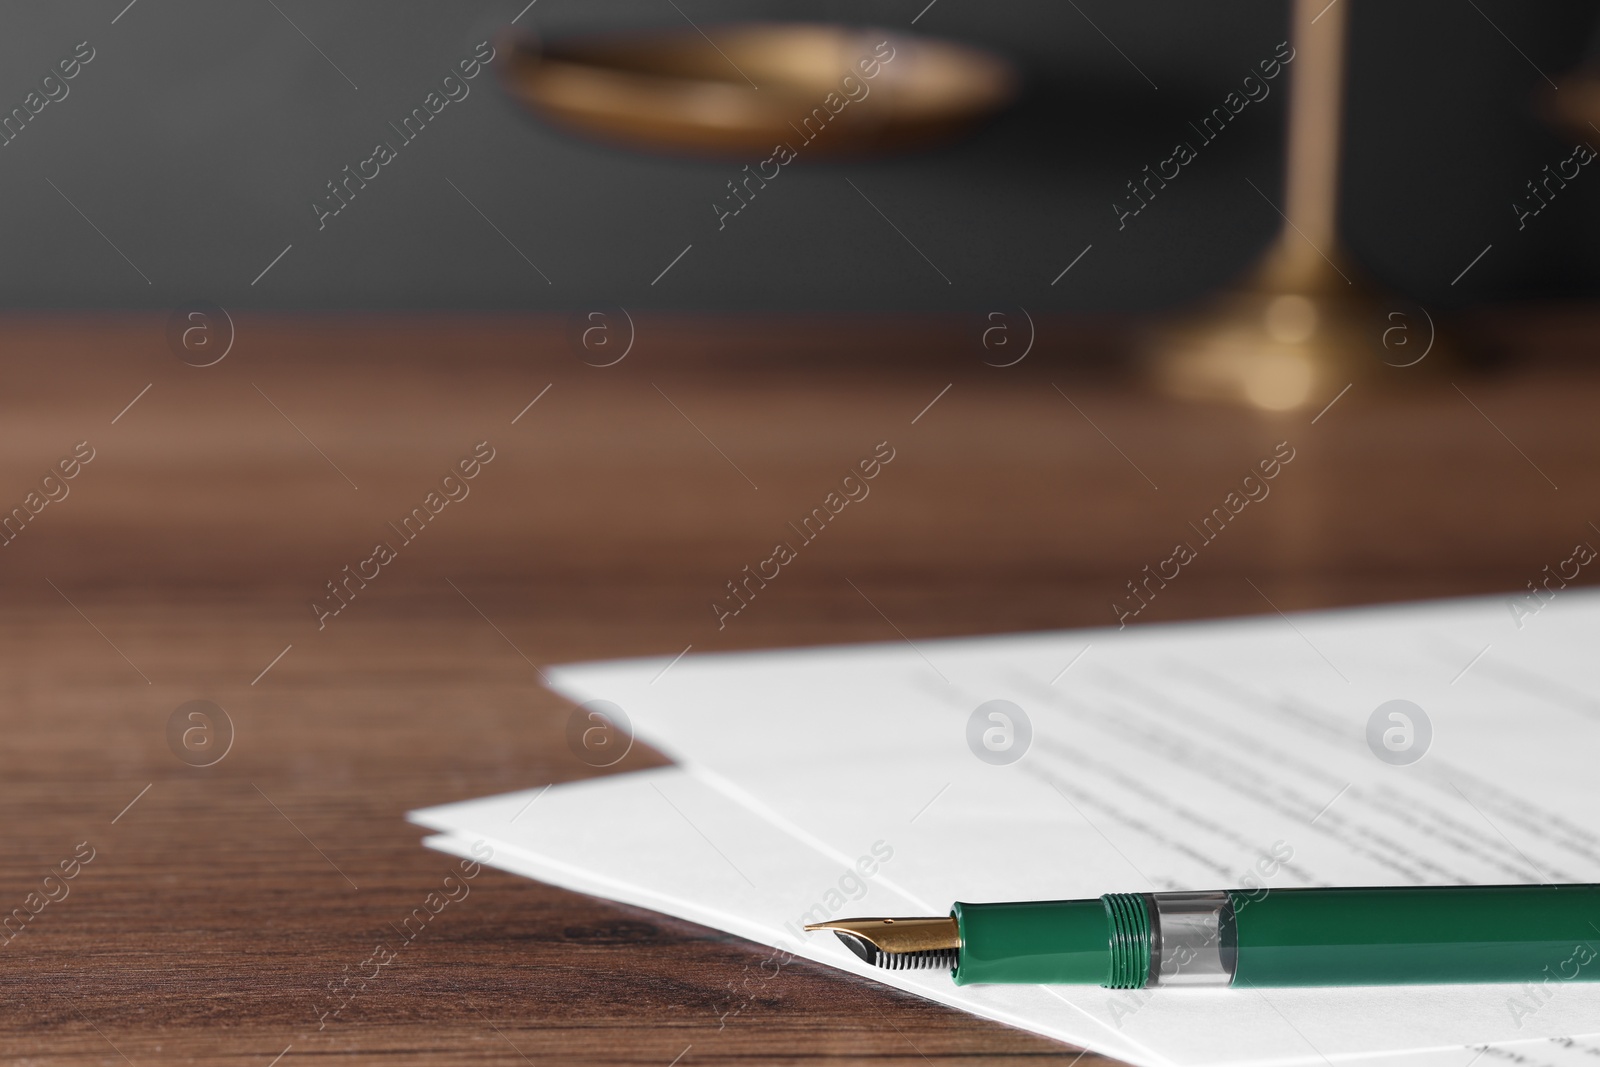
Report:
1146,891,1237,987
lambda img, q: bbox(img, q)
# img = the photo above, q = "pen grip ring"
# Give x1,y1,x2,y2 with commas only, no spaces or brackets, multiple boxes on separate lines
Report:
1101,892,1152,989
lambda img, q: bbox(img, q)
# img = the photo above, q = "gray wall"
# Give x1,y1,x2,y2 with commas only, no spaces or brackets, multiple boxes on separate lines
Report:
1,1,1594,310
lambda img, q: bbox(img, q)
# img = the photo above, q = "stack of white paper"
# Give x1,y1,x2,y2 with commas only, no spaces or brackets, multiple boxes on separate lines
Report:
411,590,1600,1067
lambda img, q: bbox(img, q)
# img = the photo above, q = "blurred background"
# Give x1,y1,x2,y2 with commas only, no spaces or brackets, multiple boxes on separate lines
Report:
3,0,1598,311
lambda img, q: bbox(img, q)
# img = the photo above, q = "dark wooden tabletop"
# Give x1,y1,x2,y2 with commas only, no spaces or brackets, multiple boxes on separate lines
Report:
2,310,1595,1065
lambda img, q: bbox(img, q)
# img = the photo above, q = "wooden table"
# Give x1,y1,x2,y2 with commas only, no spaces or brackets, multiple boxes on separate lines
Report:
2,311,1594,1065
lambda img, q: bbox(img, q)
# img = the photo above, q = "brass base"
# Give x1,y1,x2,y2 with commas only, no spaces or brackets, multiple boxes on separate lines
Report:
1145,255,1446,412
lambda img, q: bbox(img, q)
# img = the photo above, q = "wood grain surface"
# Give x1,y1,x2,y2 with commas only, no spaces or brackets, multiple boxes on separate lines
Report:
0,312,1593,1065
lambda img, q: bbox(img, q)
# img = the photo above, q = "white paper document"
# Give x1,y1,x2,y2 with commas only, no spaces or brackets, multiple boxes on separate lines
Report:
412,590,1600,1066
412,768,1158,1064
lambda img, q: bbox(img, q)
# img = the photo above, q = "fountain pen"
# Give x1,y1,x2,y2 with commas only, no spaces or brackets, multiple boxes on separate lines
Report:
806,884,1600,987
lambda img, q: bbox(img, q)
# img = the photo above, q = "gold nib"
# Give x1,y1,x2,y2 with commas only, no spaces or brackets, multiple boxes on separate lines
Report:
804,917,960,971
804,917,959,951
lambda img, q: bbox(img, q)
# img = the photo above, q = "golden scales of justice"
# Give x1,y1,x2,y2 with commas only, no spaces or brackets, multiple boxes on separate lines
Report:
1143,0,1445,412
497,2,1442,412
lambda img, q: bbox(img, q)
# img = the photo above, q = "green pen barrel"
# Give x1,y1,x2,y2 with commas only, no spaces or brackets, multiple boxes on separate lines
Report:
952,885,1600,987
952,895,1150,987
1230,884,1600,986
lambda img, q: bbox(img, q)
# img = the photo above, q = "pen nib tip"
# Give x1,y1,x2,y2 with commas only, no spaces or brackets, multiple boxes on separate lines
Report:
800,916,960,972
